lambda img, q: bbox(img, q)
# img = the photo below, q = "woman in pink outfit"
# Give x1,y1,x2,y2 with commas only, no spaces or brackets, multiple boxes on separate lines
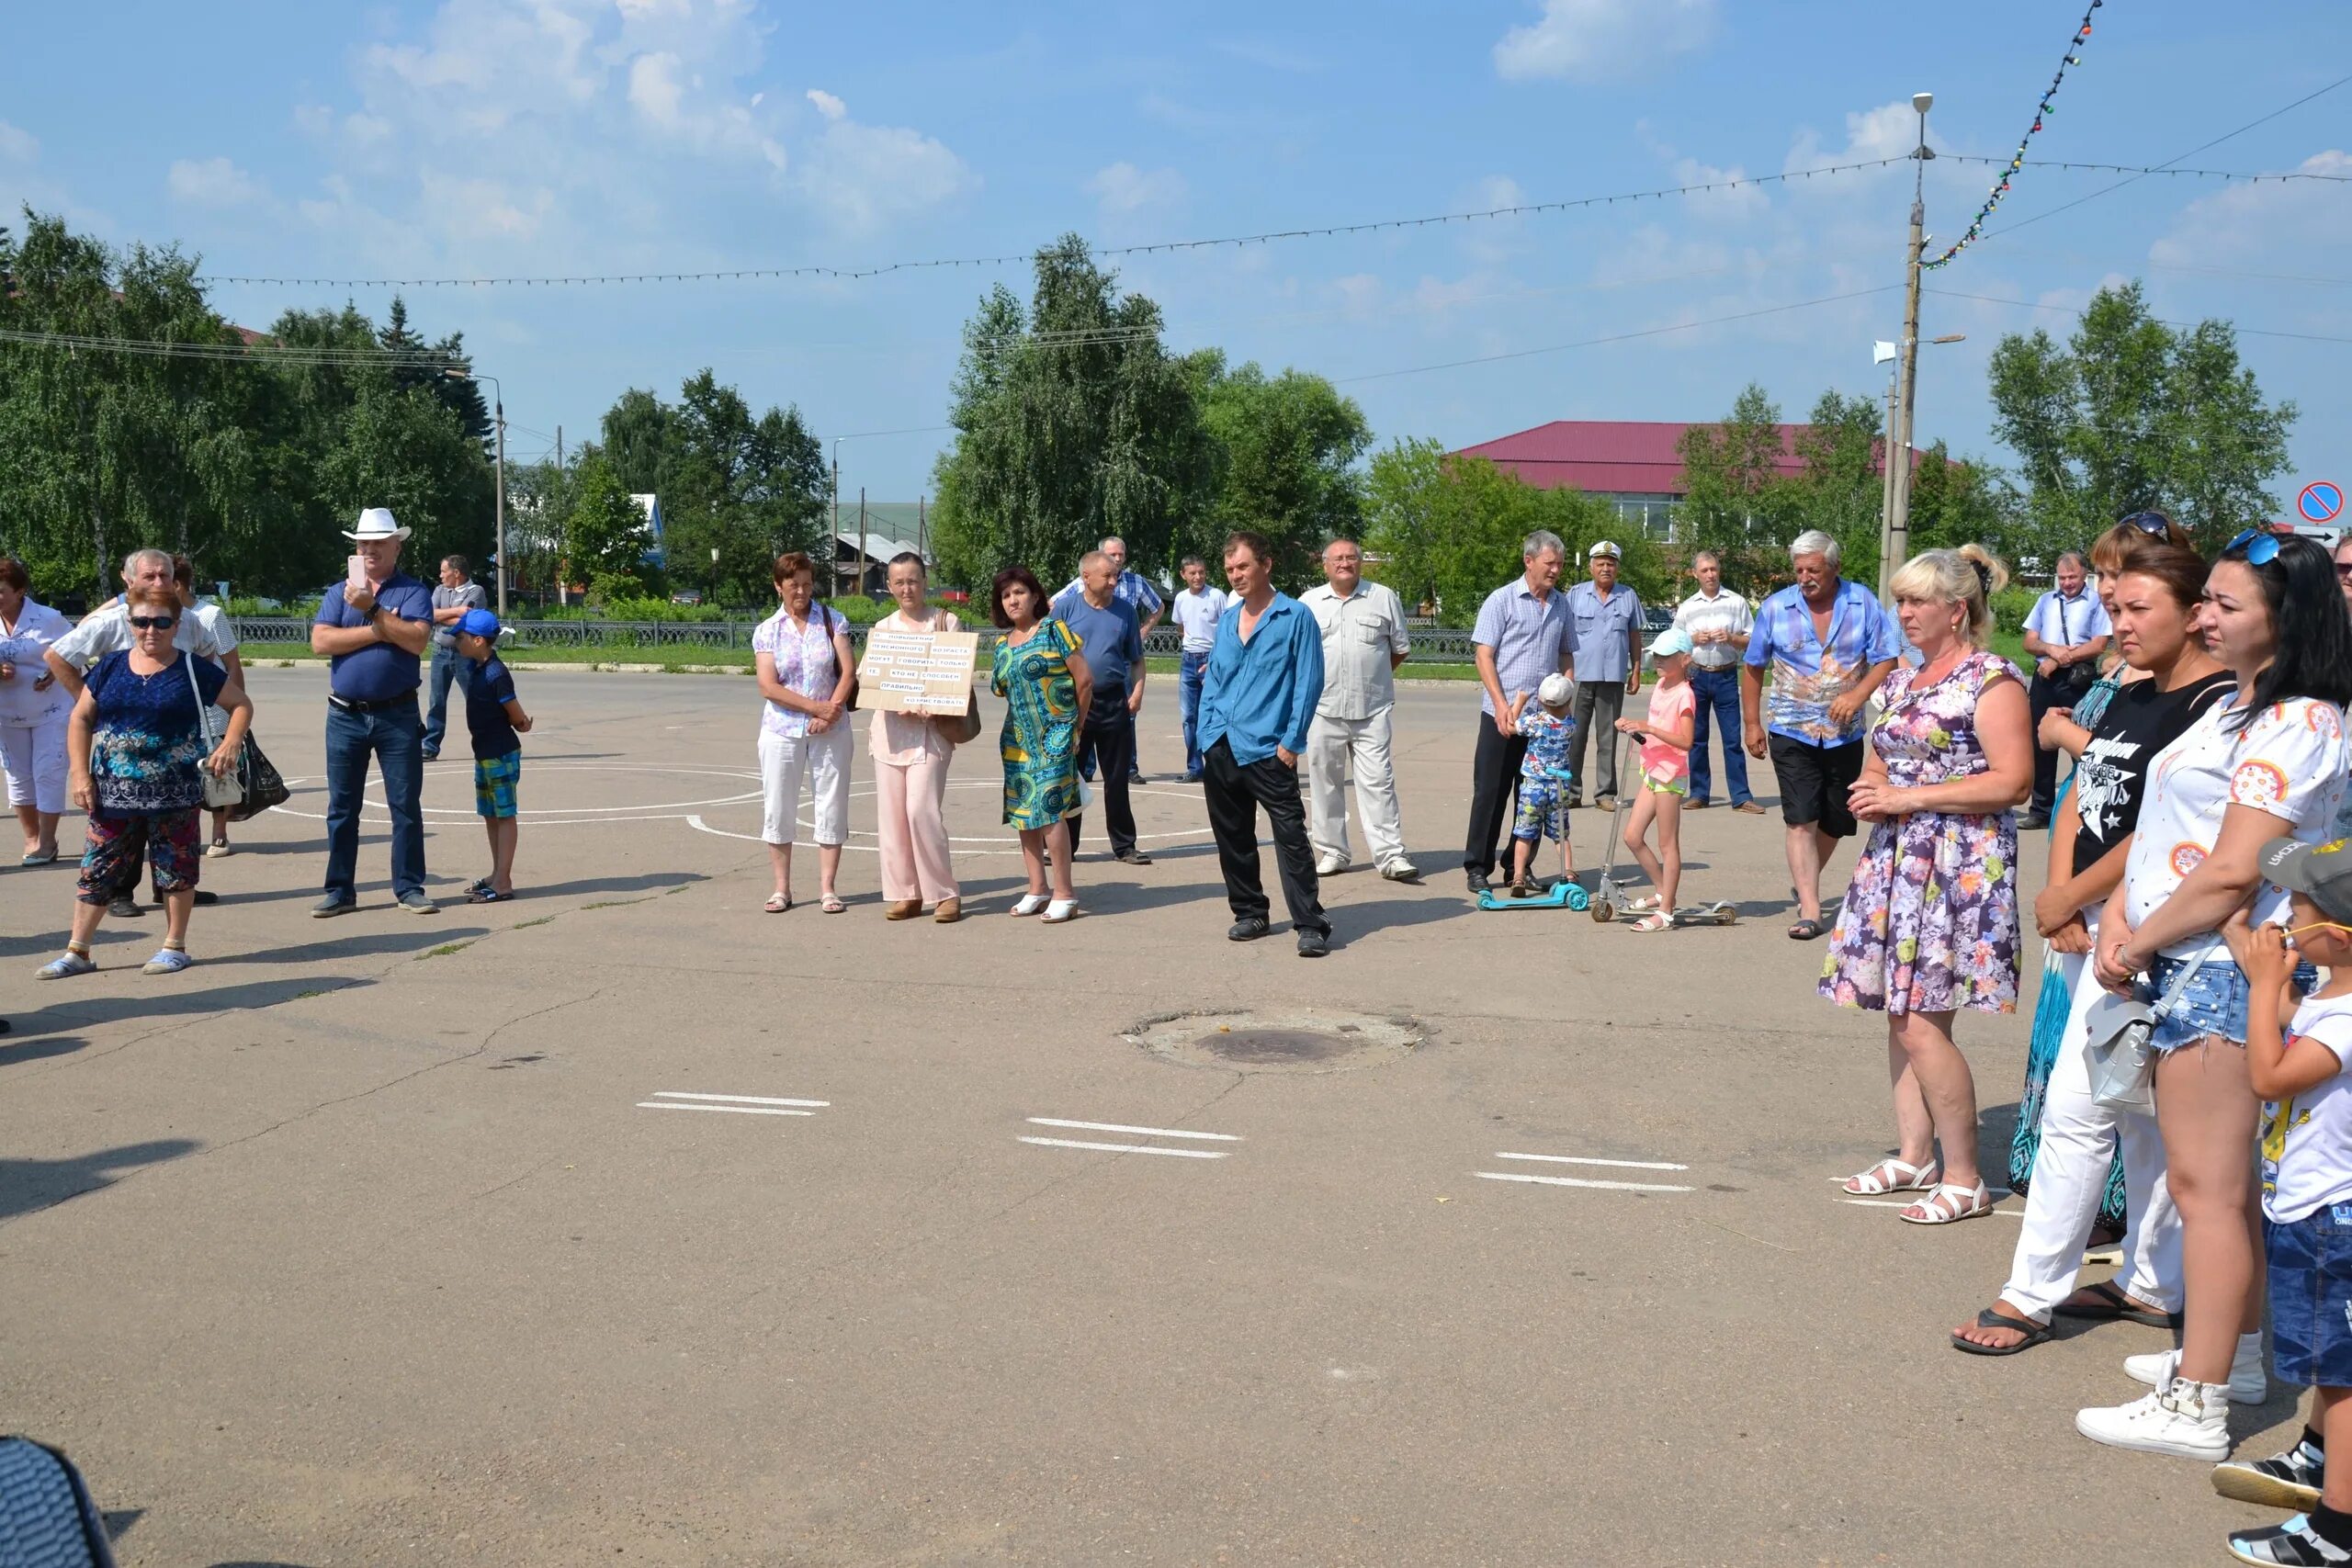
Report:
869,552,966,923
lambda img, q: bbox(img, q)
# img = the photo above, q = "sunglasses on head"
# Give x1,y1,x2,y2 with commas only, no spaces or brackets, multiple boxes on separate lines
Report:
2119,511,2172,537
2223,527,2282,567
128,614,179,630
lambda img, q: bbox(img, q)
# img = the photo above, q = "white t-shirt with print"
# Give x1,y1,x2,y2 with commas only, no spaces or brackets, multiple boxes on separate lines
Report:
2261,990,2352,1224
2124,694,2351,963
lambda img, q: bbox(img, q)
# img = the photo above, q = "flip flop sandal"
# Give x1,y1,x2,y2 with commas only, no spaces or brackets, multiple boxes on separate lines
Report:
2052,1280,2183,1328
1951,1308,2053,1357
467,887,514,904
1787,918,1827,941
763,892,792,914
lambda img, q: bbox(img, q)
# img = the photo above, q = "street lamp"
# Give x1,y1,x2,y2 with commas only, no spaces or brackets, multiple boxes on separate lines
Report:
445,366,508,618
710,545,720,607
1878,93,1939,600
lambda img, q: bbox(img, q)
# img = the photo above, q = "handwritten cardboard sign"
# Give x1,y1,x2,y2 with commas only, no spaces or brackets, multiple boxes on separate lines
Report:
857,627,979,716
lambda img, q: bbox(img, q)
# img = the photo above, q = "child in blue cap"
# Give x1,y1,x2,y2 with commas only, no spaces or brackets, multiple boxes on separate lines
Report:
453,608,532,901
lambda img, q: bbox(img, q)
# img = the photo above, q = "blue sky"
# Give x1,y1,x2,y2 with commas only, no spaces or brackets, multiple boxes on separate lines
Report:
5,0,2347,513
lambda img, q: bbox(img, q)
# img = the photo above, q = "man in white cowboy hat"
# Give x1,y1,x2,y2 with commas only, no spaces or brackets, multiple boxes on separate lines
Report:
310,507,436,916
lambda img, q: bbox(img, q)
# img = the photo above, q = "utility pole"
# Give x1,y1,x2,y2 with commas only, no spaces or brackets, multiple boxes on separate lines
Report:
830,442,842,598
492,394,509,619
1881,90,1934,601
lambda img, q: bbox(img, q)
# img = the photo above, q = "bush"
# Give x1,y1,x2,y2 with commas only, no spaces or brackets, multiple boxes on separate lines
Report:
1989,584,2039,634
819,593,892,626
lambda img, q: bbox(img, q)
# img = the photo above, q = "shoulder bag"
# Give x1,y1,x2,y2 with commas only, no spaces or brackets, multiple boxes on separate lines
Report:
817,603,860,712
2085,945,2211,1113
184,649,245,811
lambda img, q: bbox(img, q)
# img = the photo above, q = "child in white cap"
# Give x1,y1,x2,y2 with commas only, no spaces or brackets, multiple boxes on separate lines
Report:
1505,671,1578,897
1613,628,1698,931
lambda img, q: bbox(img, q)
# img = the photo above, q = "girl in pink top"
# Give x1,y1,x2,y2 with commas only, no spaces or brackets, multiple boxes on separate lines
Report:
1613,629,1699,932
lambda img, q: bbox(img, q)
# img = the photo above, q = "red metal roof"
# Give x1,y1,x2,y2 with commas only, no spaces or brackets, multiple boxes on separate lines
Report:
1456,420,1836,496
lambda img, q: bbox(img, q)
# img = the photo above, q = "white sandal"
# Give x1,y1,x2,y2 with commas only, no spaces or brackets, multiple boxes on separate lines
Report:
1626,894,1663,914
1011,893,1049,917
1842,1156,1940,1195
1900,1181,1996,1225
1042,898,1079,924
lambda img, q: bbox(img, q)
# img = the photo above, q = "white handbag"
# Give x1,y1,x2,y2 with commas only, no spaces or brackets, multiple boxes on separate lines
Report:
2084,946,2210,1113
185,649,244,811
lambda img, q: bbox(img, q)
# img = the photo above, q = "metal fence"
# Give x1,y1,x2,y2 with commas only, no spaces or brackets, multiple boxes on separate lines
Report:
232,618,1488,663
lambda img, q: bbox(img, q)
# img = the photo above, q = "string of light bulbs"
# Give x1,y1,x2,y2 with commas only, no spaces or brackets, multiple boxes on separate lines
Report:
1927,0,2104,269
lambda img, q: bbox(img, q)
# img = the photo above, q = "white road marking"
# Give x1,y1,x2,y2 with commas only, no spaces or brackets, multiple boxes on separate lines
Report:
1496,1152,1688,1171
1017,1136,1228,1159
1025,1118,1239,1142
652,1092,830,1108
1838,1198,2023,1217
1476,1171,1694,1193
636,1101,814,1117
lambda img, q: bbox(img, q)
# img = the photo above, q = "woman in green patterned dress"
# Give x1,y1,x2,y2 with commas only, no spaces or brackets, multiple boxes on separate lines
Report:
989,565,1092,923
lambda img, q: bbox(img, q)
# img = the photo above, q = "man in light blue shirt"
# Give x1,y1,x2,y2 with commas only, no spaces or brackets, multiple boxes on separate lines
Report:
1463,531,1577,893
2020,548,2112,826
1740,530,1902,939
1560,540,1645,808
1198,530,1329,956
1050,553,1148,864
1064,535,1163,784
1167,556,1229,781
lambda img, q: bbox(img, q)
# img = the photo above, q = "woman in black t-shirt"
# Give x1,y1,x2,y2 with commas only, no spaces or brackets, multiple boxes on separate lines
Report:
1954,524,2226,1353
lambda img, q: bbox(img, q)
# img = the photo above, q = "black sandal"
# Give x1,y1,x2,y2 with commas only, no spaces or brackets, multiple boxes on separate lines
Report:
1787,918,1827,941
2052,1280,2183,1328
1951,1307,2052,1357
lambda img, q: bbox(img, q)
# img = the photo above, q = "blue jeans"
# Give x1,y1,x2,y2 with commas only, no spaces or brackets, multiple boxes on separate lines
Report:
1179,649,1209,775
323,698,427,902
422,646,470,756
1688,665,1751,805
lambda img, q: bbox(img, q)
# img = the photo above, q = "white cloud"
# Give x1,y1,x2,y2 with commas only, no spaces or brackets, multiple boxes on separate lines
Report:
1784,101,1920,175
805,88,846,122
628,51,686,128
0,120,35,164
166,156,270,209
794,94,973,233
1495,0,1715,83
2150,149,2352,269
1672,157,1768,219
1085,162,1186,215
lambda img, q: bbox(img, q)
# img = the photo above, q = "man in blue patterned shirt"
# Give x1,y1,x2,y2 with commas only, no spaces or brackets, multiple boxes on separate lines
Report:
1740,530,1901,941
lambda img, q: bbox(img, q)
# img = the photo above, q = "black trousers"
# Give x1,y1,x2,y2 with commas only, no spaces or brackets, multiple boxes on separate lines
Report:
2028,670,2091,816
1204,738,1328,934
1461,716,1531,875
1068,690,1137,858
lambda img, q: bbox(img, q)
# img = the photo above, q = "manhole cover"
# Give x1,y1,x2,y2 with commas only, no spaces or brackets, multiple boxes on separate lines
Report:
1125,1009,1422,1075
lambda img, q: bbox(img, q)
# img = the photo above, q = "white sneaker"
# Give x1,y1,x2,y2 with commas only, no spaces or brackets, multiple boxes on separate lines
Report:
2076,1379,2232,1461
2124,1335,2267,1405
1315,853,1349,876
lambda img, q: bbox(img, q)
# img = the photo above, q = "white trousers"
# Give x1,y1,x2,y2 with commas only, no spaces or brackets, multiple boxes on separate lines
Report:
0,716,69,814
2000,920,2183,1321
759,725,852,847
1306,708,1405,869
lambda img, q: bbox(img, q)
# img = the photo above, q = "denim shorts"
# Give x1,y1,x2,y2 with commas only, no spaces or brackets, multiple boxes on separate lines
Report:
2267,1202,2352,1389
2144,953,2320,1052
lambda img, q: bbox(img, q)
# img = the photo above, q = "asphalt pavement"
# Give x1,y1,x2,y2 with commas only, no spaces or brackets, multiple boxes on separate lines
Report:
0,664,2293,1565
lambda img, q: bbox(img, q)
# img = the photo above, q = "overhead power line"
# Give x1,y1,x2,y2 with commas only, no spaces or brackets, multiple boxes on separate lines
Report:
0,325,471,370
1923,287,2352,344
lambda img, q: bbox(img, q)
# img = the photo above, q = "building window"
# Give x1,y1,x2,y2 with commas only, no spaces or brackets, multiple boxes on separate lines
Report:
1596,493,1676,542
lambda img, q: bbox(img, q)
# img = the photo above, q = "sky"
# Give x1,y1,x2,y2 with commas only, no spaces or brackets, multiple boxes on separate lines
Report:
4,0,2347,515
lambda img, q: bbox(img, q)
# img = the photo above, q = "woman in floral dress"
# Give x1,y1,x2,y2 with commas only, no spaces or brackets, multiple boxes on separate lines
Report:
989,565,1091,923
1824,546,2034,1224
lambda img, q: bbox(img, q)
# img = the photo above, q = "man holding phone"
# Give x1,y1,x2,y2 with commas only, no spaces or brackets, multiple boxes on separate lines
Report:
311,507,435,916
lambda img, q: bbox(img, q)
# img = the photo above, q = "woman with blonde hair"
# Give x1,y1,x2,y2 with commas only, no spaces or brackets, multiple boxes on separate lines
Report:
1824,545,2034,1224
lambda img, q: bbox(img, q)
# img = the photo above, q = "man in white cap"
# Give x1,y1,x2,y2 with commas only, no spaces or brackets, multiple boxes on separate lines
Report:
310,507,436,916
1561,540,1645,809
1299,536,1415,881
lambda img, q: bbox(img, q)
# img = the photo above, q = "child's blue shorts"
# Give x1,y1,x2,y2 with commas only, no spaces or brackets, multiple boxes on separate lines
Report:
2267,1201,2352,1389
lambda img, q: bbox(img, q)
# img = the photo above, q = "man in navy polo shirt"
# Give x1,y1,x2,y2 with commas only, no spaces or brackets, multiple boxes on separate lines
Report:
311,507,436,916
1051,550,1149,864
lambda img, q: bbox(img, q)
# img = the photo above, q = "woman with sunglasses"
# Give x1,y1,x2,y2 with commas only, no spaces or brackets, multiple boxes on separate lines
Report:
2076,529,2352,1461
35,581,253,979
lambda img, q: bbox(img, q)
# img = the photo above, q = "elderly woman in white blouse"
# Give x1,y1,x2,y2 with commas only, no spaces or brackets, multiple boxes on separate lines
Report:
0,557,73,864
752,550,856,914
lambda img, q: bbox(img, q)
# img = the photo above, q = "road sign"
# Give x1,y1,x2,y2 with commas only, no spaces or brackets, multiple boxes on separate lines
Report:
2301,481,2344,525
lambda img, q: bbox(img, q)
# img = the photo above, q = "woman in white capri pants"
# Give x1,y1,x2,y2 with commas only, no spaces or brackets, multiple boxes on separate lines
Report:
1951,518,2225,1353
0,558,72,864
752,550,856,914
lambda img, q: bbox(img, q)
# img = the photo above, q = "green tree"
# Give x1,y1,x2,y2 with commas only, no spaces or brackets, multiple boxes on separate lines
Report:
930,234,1213,591
1186,355,1371,585
1790,389,1885,588
1670,383,1798,594
1987,280,2295,550
563,453,652,598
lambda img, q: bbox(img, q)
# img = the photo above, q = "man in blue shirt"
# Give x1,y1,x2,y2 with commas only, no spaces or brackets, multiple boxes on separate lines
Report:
2019,548,2112,827
1198,529,1330,956
1064,535,1163,784
1560,540,1645,809
310,507,436,916
1739,530,1902,940
1050,551,1149,865
1463,531,1577,894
